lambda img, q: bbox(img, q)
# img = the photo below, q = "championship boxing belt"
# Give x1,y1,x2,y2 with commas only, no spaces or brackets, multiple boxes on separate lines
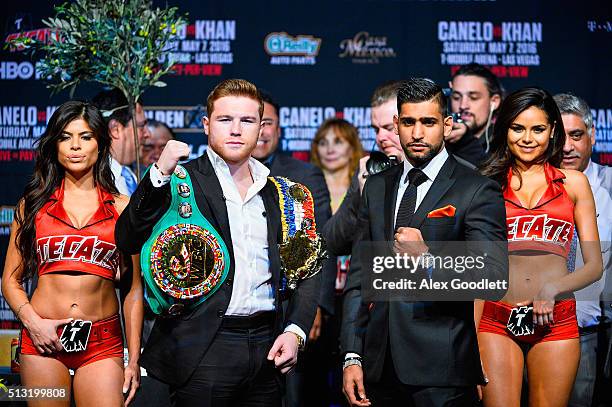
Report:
141,165,230,316
269,176,326,292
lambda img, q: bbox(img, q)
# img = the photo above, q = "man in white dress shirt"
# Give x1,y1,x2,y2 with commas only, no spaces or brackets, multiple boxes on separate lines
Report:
115,79,320,406
93,88,151,195
556,92,612,407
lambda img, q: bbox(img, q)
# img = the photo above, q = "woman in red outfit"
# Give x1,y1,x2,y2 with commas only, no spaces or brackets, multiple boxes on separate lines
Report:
478,87,602,407
2,101,143,406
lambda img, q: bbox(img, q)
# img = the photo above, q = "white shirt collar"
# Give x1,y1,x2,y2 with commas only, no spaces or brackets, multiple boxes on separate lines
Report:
110,156,122,174
205,146,270,202
400,147,449,185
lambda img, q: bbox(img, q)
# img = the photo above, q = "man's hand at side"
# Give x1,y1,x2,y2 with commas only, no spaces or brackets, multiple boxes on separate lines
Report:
267,332,299,374
343,365,371,406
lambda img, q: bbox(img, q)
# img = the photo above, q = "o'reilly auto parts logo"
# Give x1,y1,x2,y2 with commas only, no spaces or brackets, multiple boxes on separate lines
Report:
264,32,321,65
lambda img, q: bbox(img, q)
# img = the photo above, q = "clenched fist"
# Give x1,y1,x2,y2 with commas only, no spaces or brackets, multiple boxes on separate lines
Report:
156,140,190,175
393,227,429,258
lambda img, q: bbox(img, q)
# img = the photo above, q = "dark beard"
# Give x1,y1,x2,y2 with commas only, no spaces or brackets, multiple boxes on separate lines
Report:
402,141,443,167
469,120,488,139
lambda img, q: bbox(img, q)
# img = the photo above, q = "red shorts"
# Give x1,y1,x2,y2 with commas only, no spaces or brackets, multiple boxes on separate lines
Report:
478,299,578,345
20,314,124,370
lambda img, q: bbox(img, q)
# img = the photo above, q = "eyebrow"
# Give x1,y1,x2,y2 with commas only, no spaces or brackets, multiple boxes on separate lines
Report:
216,114,258,120
452,90,483,96
400,116,439,122
510,122,548,127
61,130,93,135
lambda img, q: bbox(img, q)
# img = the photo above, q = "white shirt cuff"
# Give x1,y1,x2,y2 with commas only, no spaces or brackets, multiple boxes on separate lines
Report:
149,164,171,187
345,352,361,360
284,323,307,345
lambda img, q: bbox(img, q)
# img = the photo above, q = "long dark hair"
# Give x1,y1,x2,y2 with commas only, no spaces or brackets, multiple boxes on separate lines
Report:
480,87,565,190
14,100,117,280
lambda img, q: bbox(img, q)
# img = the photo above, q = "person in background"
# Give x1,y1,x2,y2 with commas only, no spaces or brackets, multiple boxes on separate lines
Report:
447,63,503,162
93,88,151,196
311,118,364,214
323,80,405,258
140,119,175,168
554,92,612,407
1,100,143,406
310,117,364,405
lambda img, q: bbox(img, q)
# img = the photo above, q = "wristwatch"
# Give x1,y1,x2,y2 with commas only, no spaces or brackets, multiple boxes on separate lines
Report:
288,331,305,351
343,356,362,370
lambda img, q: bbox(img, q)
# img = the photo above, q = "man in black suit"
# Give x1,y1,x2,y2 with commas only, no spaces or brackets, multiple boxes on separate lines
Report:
342,78,507,406
115,79,319,406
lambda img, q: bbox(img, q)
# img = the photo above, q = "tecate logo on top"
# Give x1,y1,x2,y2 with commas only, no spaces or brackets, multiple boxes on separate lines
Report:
338,32,396,64
264,32,321,65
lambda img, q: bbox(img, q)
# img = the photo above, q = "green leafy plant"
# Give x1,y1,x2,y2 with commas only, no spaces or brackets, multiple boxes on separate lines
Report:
8,0,186,180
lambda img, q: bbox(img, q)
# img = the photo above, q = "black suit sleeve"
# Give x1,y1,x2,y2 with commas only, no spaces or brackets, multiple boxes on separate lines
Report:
339,178,372,356
285,264,321,336
462,177,508,296
322,173,362,256
115,174,171,255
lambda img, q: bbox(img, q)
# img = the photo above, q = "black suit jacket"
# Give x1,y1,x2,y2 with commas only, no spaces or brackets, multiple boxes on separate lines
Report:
322,172,361,257
268,153,336,314
115,153,320,386
343,154,507,386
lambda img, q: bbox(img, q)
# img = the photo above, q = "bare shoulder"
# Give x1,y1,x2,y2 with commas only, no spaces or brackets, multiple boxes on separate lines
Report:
113,194,130,215
560,168,589,188
559,168,591,201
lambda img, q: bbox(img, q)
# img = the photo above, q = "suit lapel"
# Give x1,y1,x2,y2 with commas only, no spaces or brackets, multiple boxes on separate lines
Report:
384,165,403,241
191,154,234,259
410,156,457,229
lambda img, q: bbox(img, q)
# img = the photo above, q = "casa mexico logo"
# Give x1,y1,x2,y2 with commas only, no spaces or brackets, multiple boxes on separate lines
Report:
338,31,397,64
264,32,321,66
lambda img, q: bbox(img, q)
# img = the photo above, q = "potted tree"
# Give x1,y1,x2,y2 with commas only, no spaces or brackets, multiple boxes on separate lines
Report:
8,0,186,180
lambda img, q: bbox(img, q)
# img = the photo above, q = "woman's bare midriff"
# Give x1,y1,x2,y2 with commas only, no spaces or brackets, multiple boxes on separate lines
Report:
30,272,119,322
501,252,570,305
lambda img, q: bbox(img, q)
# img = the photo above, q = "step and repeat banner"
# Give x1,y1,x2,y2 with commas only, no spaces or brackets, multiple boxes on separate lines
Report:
0,0,611,326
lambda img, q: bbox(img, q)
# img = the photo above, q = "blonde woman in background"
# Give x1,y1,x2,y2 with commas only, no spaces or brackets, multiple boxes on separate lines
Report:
311,118,364,214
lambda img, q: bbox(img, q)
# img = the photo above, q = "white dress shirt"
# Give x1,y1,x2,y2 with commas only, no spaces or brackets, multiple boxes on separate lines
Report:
205,147,274,316
110,156,137,196
393,147,450,228
573,161,612,327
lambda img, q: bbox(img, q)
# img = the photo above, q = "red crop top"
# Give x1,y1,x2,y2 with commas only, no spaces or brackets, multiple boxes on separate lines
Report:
504,163,575,258
35,180,119,280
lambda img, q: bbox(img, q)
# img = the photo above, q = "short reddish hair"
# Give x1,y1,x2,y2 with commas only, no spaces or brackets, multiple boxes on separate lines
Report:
206,79,264,119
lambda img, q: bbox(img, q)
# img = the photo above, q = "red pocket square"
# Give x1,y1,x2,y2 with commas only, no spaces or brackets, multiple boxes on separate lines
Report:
427,205,456,218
